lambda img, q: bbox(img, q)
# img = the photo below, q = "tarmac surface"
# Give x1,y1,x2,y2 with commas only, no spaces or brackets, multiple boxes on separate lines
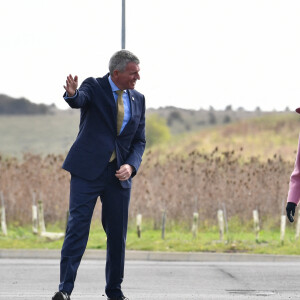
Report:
1,250,300,299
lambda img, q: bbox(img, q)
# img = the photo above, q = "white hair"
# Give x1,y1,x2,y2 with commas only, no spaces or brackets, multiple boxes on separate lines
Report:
109,50,140,74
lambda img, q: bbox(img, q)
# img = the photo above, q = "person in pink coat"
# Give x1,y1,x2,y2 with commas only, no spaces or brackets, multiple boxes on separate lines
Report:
286,108,300,222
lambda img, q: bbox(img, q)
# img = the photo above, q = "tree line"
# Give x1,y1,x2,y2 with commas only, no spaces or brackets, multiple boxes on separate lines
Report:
0,94,54,115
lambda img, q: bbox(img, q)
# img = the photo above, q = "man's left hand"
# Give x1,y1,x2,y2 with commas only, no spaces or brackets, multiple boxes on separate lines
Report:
115,164,133,181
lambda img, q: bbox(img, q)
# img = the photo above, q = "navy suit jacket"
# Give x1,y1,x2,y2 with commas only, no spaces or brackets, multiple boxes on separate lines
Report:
62,73,146,188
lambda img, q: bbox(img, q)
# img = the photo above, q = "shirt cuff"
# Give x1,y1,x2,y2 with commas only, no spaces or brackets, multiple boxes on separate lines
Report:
64,90,78,100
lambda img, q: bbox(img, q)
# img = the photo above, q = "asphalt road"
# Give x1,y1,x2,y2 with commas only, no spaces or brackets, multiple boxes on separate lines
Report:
1,258,300,300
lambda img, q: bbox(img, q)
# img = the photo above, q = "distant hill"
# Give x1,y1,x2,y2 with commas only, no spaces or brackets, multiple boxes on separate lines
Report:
0,94,56,115
0,93,297,158
0,108,298,160
147,112,300,162
0,93,289,130
147,106,291,134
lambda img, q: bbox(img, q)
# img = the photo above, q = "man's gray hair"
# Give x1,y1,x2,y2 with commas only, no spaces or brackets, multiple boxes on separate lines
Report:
109,50,140,74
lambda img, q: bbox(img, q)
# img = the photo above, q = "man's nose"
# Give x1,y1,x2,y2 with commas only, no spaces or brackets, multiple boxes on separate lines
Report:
136,73,140,80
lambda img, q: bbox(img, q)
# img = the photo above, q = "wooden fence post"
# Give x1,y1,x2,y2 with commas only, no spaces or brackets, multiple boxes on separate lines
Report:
280,215,286,244
0,191,7,236
38,199,46,233
217,209,224,241
161,210,166,240
34,194,65,241
136,214,142,238
296,210,300,240
222,203,228,233
253,209,260,242
192,212,199,238
32,192,38,234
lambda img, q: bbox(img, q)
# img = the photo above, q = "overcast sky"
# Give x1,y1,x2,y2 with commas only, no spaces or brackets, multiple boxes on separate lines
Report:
1,0,300,111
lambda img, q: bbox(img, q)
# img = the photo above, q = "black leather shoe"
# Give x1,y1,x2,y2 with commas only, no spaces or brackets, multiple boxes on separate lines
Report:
52,291,71,300
107,296,129,300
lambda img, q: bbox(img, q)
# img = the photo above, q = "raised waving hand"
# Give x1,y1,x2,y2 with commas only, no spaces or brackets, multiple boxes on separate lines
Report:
64,74,78,97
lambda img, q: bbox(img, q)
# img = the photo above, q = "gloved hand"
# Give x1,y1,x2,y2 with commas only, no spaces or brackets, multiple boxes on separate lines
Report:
286,202,297,223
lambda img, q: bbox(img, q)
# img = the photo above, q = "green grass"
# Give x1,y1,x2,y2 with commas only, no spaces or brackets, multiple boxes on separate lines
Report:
2,220,300,255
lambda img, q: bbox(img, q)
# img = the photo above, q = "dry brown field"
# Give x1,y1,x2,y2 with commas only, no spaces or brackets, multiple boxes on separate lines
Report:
1,112,299,227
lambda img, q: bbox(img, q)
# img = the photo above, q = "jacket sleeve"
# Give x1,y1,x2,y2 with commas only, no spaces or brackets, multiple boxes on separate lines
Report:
63,77,94,108
125,96,146,177
287,135,300,205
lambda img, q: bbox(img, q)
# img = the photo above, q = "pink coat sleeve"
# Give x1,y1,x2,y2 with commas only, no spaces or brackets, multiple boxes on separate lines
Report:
287,135,300,205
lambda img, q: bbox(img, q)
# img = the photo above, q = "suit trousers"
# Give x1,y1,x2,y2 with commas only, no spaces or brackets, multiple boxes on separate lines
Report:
58,160,131,298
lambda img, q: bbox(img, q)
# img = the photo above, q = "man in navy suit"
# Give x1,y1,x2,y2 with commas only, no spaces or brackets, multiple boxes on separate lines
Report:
52,50,146,300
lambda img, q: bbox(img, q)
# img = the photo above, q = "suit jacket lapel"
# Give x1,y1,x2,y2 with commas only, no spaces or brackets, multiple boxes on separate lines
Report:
97,74,117,122
128,90,135,118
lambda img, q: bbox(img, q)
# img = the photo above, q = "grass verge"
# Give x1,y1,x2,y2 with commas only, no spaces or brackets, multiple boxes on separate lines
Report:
1,220,300,255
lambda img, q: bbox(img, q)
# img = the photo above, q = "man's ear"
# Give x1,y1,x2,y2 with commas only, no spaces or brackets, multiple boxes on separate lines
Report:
112,70,119,79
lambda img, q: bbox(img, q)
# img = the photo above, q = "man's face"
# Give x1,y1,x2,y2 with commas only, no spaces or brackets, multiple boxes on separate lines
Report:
112,62,140,90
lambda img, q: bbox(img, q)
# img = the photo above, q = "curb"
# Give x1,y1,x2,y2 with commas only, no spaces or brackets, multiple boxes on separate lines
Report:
2,249,300,262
